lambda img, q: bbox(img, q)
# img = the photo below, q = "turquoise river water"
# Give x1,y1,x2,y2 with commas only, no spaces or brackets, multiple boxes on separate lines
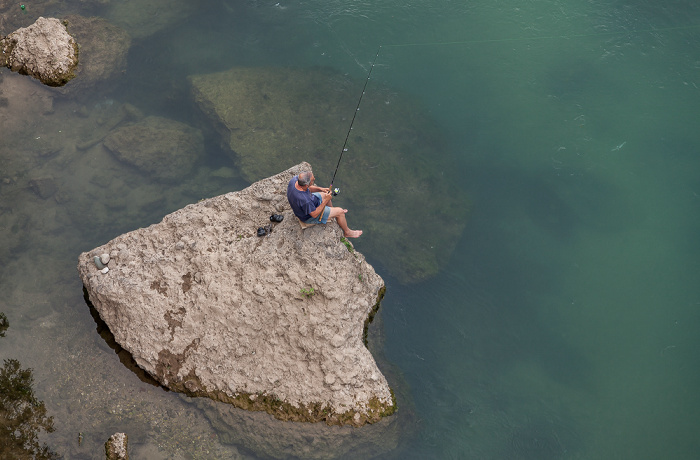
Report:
1,0,699,459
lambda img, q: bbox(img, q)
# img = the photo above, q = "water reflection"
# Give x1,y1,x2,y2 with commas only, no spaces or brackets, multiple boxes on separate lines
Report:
0,312,7,337
0,313,59,460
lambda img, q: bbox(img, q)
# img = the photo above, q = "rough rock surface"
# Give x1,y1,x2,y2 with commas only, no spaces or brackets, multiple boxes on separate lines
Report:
1,17,79,86
189,66,469,283
78,162,395,426
102,116,204,182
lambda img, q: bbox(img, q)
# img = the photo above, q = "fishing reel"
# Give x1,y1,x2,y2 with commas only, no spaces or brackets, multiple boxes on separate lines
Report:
332,187,340,196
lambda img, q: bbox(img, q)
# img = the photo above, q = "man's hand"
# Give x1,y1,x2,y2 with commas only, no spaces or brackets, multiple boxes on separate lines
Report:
308,190,332,219
309,185,330,194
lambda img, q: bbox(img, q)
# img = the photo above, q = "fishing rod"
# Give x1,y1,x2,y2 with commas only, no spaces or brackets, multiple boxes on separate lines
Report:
328,46,382,196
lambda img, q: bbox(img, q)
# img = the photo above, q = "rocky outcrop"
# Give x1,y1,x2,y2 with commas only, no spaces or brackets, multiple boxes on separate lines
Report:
78,162,396,426
189,66,469,283
1,17,79,87
102,116,204,182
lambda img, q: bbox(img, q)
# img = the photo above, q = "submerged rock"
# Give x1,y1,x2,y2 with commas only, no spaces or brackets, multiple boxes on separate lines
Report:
0,73,55,139
1,17,79,87
189,66,468,283
28,176,58,200
105,0,196,40
78,162,396,427
61,15,131,94
102,116,204,182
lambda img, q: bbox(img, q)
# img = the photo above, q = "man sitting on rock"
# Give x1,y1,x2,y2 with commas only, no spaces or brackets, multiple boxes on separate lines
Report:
287,171,362,238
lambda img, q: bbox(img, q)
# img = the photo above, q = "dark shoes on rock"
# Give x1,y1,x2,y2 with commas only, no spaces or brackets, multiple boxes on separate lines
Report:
259,215,283,236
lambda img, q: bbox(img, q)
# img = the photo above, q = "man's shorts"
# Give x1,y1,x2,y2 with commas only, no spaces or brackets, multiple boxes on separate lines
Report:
304,192,331,224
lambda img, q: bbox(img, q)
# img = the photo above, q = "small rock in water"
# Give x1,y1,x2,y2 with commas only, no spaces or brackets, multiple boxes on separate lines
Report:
105,432,128,460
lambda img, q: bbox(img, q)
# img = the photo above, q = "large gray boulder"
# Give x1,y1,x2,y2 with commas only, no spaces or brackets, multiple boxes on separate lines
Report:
78,162,396,426
1,17,79,87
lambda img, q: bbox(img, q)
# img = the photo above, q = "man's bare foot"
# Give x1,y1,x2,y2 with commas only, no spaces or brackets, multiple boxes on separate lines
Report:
344,229,362,238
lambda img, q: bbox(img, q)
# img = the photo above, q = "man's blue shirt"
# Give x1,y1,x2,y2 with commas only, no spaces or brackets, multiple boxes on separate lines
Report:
287,175,320,221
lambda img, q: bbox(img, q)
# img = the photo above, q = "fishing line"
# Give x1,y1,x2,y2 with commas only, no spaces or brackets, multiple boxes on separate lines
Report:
328,23,700,189
328,45,381,194
380,23,700,48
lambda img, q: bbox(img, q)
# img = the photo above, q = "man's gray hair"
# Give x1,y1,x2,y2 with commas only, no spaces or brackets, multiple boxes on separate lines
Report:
298,171,313,186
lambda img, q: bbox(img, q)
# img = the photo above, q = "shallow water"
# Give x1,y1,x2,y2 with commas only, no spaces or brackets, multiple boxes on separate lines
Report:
2,0,700,458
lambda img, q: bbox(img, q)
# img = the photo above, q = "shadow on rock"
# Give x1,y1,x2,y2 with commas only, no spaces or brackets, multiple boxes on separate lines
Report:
83,287,164,388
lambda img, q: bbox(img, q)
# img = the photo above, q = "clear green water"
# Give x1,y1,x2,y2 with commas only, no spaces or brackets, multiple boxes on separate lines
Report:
2,0,700,458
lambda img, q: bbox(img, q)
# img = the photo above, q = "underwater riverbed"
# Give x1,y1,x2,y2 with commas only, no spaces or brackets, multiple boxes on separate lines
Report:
2,0,700,458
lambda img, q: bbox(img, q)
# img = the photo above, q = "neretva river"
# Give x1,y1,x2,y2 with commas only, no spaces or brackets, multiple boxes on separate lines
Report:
2,0,699,458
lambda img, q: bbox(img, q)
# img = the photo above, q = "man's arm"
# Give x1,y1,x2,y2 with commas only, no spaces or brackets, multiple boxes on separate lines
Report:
308,185,330,193
308,191,332,218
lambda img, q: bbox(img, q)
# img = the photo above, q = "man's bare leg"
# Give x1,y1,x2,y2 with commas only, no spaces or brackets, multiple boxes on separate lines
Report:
328,207,362,238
